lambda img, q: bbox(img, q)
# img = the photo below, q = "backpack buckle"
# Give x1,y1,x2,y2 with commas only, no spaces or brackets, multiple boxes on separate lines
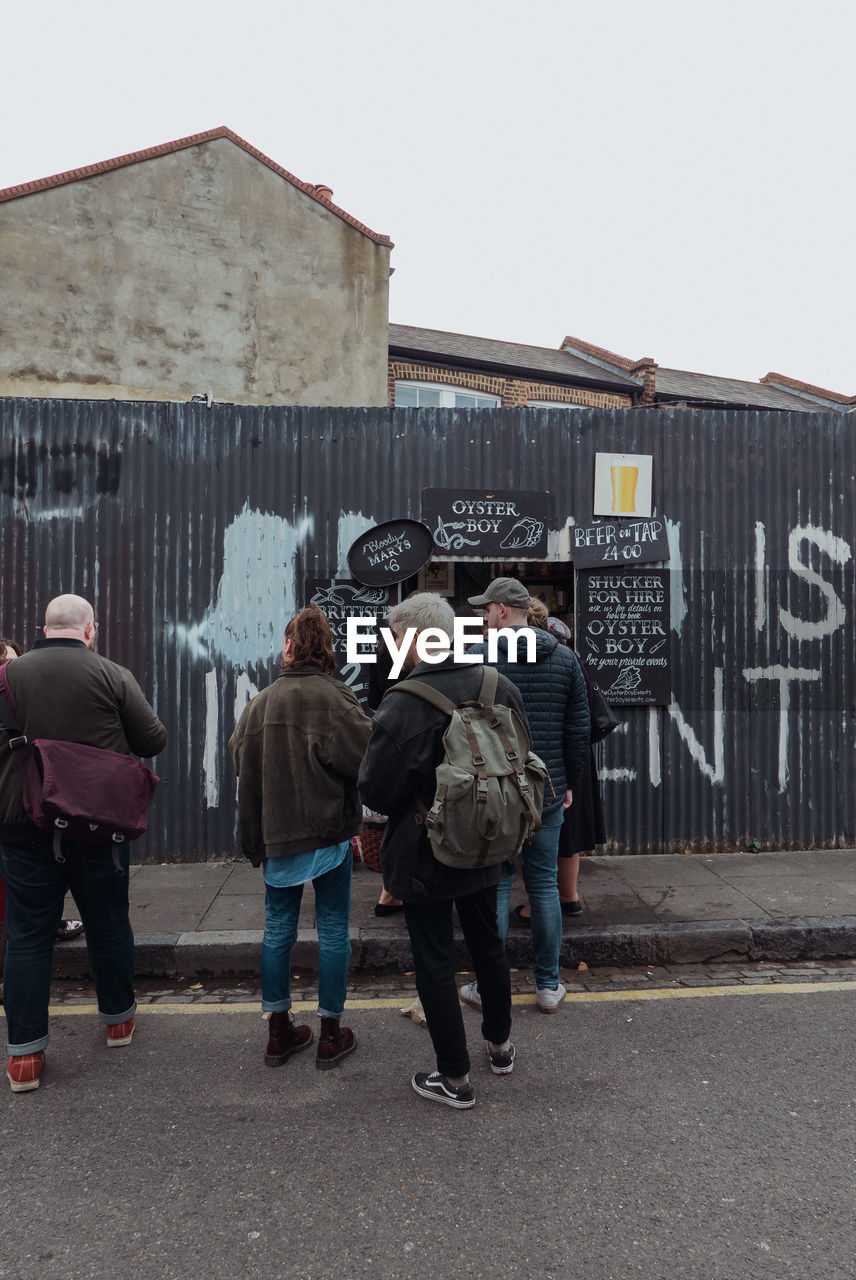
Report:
505,750,519,762
7,734,28,751
477,778,490,800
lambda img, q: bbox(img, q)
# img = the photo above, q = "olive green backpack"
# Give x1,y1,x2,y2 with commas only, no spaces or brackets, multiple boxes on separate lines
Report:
393,665,549,869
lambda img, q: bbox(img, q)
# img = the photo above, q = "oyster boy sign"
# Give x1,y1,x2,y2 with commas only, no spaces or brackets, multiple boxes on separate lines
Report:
422,489,550,557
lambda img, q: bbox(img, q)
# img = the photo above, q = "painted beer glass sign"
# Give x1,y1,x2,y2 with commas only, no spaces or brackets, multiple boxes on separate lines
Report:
346,519,434,586
593,453,653,518
576,569,671,705
422,489,550,557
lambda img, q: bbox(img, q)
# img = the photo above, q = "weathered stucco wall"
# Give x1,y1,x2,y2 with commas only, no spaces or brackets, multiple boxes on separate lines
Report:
0,138,390,405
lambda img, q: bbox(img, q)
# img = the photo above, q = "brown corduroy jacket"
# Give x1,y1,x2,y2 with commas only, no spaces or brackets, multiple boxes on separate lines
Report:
229,664,372,867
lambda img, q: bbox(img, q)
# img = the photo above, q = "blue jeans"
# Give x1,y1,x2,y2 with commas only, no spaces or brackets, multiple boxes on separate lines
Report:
261,851,352,1019
0,834,136,1055
496,803,564,990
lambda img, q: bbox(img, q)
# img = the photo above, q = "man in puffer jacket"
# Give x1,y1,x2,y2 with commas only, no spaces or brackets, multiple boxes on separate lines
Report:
461,578,589,1013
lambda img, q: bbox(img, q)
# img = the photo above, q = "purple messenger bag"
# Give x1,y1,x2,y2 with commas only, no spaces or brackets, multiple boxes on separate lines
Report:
0,667,159,845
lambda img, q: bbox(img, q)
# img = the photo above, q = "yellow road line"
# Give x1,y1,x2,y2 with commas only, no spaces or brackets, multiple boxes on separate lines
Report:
0,978,851,1019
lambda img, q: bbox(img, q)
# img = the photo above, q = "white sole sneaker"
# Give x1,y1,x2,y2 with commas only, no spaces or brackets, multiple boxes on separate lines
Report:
536,982,566,1013
459,982,482,1012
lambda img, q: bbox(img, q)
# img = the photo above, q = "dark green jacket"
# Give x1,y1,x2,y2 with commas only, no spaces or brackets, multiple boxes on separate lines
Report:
0,638,167,841
229,664,372,866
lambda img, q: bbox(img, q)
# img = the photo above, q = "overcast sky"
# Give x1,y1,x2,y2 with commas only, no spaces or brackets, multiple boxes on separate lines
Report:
4,0,854,393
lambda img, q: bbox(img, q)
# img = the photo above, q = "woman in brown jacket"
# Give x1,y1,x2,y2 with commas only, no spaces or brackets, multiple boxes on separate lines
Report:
229,605,371,1071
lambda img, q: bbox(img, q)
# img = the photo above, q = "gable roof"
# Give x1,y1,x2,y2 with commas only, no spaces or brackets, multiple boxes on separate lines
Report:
561,336,852,412
653,367,816,412
760,372,855,409
0,127,392,247
389,323,640,391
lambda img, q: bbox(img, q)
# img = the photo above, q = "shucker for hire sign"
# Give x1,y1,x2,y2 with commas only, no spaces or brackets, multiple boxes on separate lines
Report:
422,489,550,557
576,568,672,706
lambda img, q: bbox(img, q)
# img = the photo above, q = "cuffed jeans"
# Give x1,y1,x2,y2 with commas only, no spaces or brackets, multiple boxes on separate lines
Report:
404,886,511,1079
261,852,352,1020
0,834,136,1055
496,803,564,990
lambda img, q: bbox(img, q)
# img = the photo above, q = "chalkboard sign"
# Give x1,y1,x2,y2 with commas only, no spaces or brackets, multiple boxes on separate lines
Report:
422,489,550,557
576,568,671,705
346,519,434,587
306,579,396,706
573,517,669,569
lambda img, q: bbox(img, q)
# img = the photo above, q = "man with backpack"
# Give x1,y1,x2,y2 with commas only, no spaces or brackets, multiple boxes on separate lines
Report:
358,593,535,1110
461,577,590,1014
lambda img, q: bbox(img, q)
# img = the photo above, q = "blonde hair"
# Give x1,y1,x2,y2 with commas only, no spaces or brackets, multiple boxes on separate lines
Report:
527,598,549,629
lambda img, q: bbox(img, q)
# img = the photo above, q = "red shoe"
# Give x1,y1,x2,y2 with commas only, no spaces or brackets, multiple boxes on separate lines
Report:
264,1012,313,1066
107,1016,136,1047
316,1018,357,1071
6,1051,45,1093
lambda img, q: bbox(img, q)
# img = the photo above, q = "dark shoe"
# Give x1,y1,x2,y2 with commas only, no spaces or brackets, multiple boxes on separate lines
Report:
316,1018,357,1070
487,1043,516,1075
411,1071,475,1109
56,919,84,941
265,1011,313,1066
510,904,531,927
107,1015,136,1047
374,902,404,916
7,1050,45,1093
561,900,583,917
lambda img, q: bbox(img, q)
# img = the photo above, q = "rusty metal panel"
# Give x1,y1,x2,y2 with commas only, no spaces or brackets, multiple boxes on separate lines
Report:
1,398,853,860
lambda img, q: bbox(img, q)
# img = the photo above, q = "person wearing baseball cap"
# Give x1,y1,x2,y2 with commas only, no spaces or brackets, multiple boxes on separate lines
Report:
466,577,532,615
460,576,590,1014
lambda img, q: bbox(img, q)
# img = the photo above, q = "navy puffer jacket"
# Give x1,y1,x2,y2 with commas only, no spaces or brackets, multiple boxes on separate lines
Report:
470,627,590,808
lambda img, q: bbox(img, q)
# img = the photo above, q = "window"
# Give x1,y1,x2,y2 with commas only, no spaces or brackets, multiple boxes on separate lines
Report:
395,381,500,409
526,400,576,409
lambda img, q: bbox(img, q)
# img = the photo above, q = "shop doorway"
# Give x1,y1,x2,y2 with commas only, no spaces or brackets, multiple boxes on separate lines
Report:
407,560,575,632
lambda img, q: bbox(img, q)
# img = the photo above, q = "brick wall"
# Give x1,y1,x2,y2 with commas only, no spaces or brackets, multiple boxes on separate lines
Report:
388,360,633,410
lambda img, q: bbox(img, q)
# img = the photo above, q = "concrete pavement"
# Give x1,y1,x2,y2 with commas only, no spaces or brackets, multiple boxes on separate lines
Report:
50,847,856,980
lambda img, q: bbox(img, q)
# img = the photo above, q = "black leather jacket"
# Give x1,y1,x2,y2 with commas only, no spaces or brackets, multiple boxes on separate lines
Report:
358,655,528,903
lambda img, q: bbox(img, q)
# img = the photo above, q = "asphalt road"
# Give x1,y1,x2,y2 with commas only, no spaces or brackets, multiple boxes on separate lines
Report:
1,981,855,1280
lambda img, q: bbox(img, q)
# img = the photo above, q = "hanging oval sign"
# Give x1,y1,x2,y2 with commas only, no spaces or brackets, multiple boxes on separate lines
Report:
347,519,435,587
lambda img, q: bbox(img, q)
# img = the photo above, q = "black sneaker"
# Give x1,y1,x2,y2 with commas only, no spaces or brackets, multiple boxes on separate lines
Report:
411,1071,475,1109
487,1042,515,1075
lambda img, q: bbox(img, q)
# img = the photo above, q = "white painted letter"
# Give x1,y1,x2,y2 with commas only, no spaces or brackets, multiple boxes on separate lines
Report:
742,665,820,791
667,668,725,785
779,525,851,641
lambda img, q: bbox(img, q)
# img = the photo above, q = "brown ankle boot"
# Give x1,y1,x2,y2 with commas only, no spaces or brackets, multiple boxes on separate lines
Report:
265,1011,313,1067
316,1016,357,1071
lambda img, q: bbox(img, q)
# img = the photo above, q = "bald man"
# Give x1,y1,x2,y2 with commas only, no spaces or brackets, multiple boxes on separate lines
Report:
0,594,167,1093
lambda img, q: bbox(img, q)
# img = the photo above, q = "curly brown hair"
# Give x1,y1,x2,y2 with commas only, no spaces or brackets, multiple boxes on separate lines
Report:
0,637,22,664
283,604,336,675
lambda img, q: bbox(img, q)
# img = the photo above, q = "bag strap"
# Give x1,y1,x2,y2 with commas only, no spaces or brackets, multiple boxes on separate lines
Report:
393,664,500,716
392,679,458,717
477,663,498,708
0,667,27,748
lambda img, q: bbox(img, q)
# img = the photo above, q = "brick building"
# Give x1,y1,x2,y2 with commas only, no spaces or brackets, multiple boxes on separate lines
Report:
389,324,854,413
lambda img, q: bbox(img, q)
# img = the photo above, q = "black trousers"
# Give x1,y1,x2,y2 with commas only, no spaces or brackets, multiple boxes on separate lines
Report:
403,885,512,1079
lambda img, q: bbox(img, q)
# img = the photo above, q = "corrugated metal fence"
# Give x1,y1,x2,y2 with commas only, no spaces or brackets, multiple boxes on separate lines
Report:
1,398,853,860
